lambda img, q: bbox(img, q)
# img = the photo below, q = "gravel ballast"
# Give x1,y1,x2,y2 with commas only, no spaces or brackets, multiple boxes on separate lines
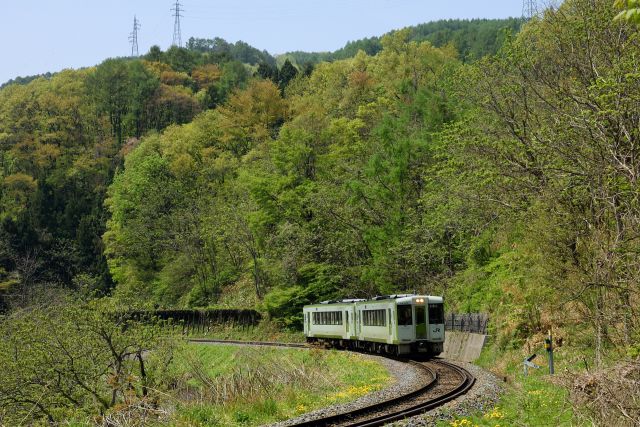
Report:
391,360,504,427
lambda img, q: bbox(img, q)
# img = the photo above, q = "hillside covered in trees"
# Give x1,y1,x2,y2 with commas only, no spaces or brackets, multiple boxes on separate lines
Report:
1,2,640,424
282,18,523,65
0,18,522,309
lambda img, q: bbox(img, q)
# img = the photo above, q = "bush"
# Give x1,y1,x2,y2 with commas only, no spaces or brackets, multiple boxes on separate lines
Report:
0,295,175,425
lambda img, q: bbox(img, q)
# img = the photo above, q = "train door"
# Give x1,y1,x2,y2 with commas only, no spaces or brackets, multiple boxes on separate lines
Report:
415,305,427,339
345,310,349,336
351,307,356,337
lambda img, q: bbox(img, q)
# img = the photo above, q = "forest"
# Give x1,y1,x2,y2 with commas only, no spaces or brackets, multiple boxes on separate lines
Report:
1,1,640,424
284,17,523,64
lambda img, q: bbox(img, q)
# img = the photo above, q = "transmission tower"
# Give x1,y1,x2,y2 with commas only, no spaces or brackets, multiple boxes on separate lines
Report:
171,1,184,47
522,0,539,19
129,15,141,57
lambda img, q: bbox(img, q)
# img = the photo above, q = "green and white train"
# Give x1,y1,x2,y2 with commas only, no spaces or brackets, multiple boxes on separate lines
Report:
303,294,445,356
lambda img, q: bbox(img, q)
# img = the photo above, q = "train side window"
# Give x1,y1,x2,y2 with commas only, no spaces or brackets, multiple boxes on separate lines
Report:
428,304,444,324
398,305,412,326
362,309,386,326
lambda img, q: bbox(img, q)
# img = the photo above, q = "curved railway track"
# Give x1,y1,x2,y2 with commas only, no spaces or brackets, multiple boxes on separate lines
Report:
189,339,475,426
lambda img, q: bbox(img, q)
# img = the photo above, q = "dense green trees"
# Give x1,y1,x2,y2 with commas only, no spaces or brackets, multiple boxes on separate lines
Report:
186,37,276,66
0,43,253,308
284,18,523,66
104,32,460,320
444,0,640,364
0,69,114,301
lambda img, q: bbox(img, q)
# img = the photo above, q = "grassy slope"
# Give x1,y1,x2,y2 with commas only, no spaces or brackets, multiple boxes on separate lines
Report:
167,344,390,426
440,341,578,427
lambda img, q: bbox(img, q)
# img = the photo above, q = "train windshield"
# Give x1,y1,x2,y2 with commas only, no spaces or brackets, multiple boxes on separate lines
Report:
397,305,412,325
428,303,444,324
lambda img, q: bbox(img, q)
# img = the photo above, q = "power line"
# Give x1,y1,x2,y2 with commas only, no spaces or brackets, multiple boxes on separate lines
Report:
522,0,539,19
128,15,141,57
171,1,184,47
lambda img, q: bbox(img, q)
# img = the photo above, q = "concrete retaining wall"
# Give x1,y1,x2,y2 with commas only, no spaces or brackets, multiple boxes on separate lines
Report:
442,331,487,362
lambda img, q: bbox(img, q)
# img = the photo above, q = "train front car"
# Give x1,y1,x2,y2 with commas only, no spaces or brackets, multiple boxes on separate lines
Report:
395,295,444,356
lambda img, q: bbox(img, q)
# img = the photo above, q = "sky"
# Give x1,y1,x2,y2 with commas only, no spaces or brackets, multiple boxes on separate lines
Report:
1,0,523,85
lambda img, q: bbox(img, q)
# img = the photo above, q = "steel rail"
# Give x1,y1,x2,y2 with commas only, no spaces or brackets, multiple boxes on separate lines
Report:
343,360,475,427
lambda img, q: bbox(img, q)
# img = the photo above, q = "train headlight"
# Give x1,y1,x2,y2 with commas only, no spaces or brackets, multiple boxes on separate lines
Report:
416,298,424,303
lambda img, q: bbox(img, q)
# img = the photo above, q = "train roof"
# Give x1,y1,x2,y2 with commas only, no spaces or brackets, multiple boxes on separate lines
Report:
306,295,443,307
319,298,367,304
366,295,443,304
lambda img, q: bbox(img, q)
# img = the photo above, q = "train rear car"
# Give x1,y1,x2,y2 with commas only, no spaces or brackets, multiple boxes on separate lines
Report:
303,299,364,346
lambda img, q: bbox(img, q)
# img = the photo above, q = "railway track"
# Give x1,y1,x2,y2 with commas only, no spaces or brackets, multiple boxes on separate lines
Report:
190,339,475,426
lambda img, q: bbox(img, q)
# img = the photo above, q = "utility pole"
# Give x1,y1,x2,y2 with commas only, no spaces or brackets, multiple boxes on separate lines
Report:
171,1,184,47
129,15,141,57
522,0,539,19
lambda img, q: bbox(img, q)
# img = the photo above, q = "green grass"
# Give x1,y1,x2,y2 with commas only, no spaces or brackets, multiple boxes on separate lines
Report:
168,344,390,426
439,339,578,427
443,372,573,427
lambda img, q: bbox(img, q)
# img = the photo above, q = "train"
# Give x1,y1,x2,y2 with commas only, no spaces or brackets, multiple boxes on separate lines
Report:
303,294,445,356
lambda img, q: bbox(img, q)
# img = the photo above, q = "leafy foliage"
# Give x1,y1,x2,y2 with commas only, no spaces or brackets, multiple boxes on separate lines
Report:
0,295,173,424
614,0,640,22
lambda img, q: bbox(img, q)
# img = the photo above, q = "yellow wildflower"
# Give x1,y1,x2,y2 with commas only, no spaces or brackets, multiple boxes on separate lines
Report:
483,407,505,419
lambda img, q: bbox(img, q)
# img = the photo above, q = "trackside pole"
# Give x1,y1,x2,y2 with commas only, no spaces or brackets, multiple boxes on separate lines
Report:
545,329,554,375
